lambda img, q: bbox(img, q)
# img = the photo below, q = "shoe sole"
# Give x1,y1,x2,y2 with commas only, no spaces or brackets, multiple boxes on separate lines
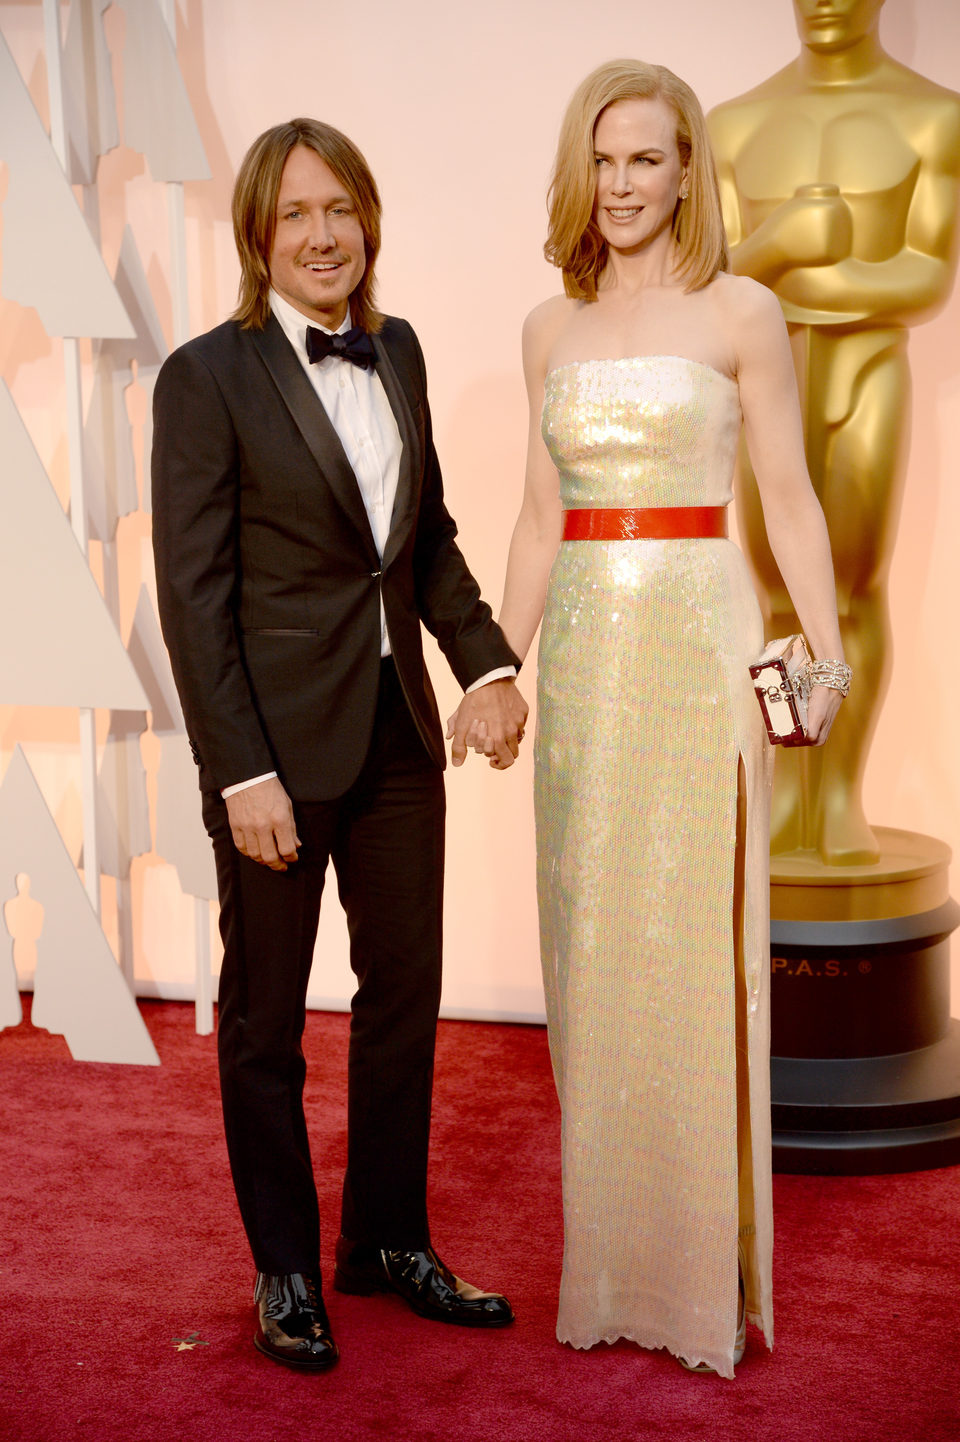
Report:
333,1268,514,1327
253,1333,339,1371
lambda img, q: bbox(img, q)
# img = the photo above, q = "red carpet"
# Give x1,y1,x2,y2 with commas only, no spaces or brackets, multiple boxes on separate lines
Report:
1,998,957,1442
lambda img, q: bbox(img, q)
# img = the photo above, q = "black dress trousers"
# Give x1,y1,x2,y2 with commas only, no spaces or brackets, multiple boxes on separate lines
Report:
203,658,445,1276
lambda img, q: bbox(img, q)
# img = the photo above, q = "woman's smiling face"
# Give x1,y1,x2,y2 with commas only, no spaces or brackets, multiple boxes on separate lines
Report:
592,97,686,259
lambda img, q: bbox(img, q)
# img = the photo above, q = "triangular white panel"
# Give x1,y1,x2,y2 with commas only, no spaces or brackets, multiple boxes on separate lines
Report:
62,0,119,185
101,228,169,369
0,383,148,709
155,736,218,901
126,586,185,736
117,0,211,182
96,714,151,879
0,35,133,339
0,749,159,1064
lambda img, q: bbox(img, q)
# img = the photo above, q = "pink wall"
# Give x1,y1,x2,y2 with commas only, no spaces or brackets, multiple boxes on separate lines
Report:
1,0,958,1017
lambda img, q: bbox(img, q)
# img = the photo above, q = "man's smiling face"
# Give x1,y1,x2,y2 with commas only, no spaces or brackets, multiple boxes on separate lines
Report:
269,144,366,330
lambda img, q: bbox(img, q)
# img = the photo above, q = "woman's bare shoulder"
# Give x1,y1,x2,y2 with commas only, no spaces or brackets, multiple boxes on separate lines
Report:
522,295,578,370
523,294,578,340
706,273,788,374
709,271,783,326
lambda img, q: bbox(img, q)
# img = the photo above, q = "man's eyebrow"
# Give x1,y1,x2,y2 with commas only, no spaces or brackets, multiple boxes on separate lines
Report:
277,194,353,207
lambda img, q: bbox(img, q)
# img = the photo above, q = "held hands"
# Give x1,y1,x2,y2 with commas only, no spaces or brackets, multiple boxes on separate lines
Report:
224,776,301,870
446,679,529,770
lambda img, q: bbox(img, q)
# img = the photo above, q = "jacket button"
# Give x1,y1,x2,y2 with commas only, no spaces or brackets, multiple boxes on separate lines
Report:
371,570,382,578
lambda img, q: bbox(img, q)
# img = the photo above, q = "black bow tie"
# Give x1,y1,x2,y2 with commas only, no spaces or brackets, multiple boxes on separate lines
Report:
305,324,377,370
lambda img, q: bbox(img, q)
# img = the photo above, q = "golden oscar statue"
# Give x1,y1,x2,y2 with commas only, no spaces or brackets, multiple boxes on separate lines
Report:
708,0,960,1172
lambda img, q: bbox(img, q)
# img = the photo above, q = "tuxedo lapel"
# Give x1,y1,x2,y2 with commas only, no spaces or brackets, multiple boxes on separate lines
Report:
250,316,378,557
373,332,420,569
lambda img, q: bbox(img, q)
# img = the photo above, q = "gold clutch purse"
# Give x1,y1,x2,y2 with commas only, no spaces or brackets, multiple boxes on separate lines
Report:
749,635,812,746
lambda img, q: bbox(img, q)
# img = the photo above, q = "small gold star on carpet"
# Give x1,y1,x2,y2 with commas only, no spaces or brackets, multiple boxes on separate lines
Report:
173,1332,209,1351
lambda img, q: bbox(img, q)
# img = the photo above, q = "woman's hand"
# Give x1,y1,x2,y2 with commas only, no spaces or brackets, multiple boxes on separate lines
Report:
803,684,845,746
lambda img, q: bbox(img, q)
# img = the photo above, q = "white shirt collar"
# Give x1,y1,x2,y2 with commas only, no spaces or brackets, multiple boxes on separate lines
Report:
269,287,352,355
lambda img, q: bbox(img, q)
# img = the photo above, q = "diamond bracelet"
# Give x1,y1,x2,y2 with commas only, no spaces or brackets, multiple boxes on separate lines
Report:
808,659,852,697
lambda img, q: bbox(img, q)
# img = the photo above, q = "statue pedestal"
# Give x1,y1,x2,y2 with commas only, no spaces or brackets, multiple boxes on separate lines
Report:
770,827,960,1174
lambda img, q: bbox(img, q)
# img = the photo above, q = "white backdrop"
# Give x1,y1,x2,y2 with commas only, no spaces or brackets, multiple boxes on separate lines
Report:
1,0,958,1022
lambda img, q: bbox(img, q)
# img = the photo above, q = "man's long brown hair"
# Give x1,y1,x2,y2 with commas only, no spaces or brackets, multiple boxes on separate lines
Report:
231,118,383,332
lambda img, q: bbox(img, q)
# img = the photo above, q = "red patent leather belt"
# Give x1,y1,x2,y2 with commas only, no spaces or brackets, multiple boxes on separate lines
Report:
562,506,728,541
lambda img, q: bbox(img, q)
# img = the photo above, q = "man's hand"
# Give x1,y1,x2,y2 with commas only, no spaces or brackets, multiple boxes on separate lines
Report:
446,679,529,770
224,776,301,870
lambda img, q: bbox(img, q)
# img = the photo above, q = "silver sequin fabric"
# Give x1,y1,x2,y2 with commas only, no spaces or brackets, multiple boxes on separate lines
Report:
535,356,774,1376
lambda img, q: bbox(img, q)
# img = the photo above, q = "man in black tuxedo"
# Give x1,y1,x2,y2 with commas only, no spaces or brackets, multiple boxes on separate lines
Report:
152,118,526,1371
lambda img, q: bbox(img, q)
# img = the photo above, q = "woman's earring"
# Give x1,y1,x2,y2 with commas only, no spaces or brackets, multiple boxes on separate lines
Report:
679,181,690,201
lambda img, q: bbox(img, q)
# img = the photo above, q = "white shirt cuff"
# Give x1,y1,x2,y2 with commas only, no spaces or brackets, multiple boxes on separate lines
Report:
465,666,517,694
221,771,278,798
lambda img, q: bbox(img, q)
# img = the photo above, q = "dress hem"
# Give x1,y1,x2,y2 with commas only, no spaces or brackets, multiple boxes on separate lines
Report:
557,1328,739,1381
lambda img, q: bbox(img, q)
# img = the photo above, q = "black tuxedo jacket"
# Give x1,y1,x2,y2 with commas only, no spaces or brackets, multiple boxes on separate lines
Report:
152,313,518,801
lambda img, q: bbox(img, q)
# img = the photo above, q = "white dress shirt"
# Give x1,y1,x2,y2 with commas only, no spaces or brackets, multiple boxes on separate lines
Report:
223,294,514,798
271,288,400,656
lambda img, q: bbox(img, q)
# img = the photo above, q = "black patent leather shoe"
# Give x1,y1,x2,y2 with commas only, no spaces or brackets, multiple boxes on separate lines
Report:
253,1271,339,1370
333,1237,514,1328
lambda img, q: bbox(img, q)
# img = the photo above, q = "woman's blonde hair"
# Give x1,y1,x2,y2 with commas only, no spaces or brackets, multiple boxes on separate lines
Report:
231,118,383,332
545,59,728,299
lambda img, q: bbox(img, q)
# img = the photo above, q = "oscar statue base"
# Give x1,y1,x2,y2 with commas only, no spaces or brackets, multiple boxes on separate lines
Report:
769,828,960,1174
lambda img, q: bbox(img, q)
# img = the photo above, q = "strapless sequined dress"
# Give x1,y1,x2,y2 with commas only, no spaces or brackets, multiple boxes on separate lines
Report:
535,355,774,1377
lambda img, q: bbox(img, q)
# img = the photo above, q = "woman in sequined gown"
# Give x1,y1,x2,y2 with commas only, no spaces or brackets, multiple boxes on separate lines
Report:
494,62,849,1378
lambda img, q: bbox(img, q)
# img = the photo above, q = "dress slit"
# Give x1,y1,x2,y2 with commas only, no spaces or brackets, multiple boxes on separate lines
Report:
734,754,758,1322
